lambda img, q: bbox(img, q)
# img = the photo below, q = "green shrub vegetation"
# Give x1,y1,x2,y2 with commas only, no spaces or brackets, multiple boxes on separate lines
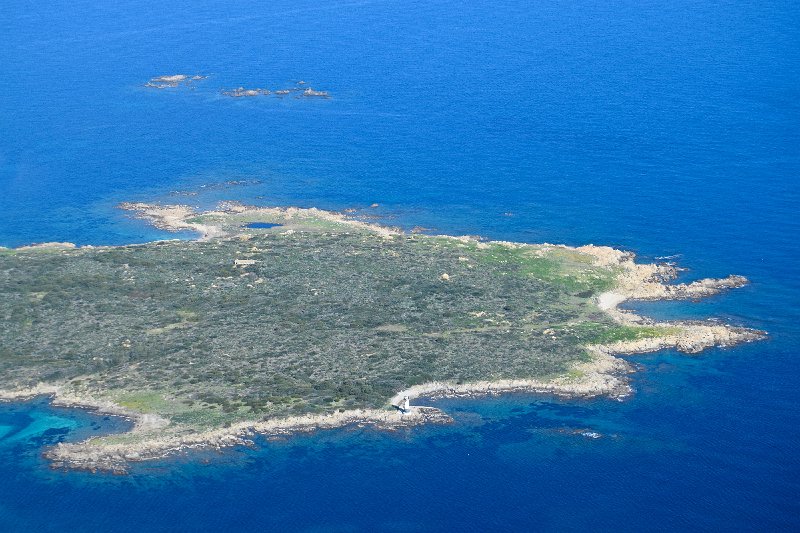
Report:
0,222,657,429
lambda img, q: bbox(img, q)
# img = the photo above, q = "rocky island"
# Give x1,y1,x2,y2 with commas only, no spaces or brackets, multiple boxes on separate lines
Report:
221,82,330,98
0,202,764,472
221,87,271,97
144,74,207,89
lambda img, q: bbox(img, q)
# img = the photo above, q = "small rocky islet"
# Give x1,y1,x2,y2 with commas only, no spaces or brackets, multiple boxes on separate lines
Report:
143,74,208,89
143,74,330,99
221,82,330,99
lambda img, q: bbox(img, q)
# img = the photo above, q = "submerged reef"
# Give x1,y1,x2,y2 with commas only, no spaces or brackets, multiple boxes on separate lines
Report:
0,201,763,472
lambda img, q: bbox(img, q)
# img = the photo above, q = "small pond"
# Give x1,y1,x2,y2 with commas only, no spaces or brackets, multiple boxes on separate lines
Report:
243,222,281,229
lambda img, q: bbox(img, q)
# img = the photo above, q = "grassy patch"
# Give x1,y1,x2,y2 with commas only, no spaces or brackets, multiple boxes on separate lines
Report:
568,323,681,345
477,244,617,294
115,391,173,413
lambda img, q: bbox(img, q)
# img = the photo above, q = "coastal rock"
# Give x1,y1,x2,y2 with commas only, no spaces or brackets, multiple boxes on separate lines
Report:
221,87,270,97
144,74,207,89
15,242,77,251
43,405,453,473
301,87,330,98
220,82,330,99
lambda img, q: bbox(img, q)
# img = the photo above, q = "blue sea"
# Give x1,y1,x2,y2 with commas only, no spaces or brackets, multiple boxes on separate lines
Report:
1,0,799,530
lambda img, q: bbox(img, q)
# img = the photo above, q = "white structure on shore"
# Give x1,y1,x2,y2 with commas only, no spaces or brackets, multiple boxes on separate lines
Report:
402,396,410,412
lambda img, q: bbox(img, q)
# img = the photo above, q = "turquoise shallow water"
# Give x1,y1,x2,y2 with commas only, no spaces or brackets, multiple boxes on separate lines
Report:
1,0,799,530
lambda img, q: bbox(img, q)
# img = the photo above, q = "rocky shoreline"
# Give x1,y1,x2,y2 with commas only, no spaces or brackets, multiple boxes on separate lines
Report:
2,313,760,474
1,352,630,474
44,404,452,474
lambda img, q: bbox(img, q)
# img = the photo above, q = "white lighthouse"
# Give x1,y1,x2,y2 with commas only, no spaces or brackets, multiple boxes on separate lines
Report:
402,396,411,412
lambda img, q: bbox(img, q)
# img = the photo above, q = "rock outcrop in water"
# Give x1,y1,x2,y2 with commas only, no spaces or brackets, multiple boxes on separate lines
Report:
221,81,330,98
144,74,207,89
143,76,331,98
221,87,270,97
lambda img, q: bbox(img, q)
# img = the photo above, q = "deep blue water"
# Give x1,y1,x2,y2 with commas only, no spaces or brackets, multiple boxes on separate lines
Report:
1,0,799,530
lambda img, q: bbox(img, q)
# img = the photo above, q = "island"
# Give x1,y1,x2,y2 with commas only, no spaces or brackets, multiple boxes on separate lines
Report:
0,201,764,472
